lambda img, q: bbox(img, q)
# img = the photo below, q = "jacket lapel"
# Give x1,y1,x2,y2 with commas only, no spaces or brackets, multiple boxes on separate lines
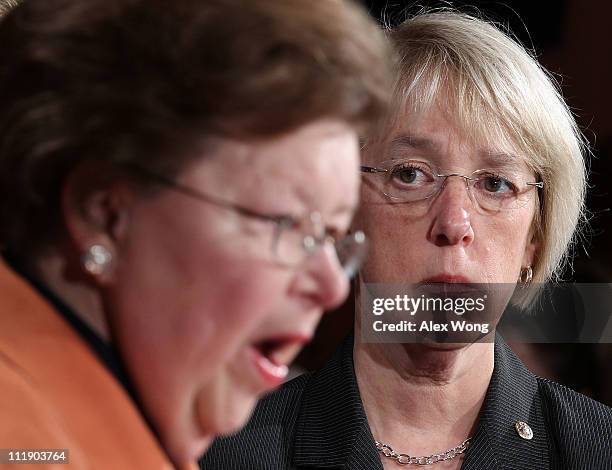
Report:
462,335,550,470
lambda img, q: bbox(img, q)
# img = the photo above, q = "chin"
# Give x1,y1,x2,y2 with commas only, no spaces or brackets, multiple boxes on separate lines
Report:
196,387,258,438
163,392,257,464
184,436,214,464
218,400,258,437
402,341,467,354
422,341,470,351
160,425,212,467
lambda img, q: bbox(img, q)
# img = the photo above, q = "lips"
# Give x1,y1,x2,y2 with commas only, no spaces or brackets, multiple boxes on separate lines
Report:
250,347,288,387
417,274,484,298
421,274,472,284
249,334,311,388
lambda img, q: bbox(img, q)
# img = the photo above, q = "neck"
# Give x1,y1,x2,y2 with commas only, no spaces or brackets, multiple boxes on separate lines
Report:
32,250,111,341
354,322,493,458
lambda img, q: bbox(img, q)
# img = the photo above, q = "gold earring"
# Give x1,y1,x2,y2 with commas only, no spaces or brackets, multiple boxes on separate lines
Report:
518,265,533,286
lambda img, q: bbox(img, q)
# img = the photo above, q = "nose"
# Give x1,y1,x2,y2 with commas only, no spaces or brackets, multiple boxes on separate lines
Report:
429,177,475,247
295,242,350,312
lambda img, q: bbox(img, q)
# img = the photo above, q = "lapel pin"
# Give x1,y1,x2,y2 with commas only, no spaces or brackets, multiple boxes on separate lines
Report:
515,421,533,440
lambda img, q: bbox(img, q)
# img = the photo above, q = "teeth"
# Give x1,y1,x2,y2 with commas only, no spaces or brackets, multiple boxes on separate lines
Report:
259,355,289,379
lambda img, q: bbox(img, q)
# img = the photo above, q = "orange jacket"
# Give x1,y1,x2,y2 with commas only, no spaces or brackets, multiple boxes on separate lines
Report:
0,259,197,470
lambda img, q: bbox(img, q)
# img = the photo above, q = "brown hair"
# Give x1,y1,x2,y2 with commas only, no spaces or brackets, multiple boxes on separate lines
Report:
0,0,392,257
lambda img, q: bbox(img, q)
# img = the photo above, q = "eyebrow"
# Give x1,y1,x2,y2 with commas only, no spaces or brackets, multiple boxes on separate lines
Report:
388,133,531,173
479,150,528,172
388,134,441,153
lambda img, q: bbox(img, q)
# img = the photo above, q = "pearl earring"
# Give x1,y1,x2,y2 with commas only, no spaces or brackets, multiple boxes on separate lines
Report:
82,244,112,275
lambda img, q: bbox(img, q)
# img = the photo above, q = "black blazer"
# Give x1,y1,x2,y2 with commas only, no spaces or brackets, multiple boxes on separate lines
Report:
200,334,612,469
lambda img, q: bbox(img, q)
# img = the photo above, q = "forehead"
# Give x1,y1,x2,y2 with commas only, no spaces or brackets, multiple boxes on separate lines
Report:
185,120,361,212
376,105,532,172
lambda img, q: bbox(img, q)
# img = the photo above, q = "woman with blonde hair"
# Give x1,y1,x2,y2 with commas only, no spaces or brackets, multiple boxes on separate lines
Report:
201,11,611,470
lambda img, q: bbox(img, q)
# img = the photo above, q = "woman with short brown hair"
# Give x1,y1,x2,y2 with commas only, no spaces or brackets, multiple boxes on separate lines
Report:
0,0,392,468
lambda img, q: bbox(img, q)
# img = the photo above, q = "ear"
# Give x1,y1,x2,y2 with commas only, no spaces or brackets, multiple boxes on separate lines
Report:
61,161,135,284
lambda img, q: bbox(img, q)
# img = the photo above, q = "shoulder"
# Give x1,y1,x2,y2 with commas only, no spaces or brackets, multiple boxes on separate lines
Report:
537,375,612,425
536,375,612,462
0,264,81,452
0,260,176,469
500,336,612,461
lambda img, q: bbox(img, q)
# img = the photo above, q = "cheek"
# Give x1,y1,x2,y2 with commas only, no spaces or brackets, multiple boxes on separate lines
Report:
113,248,288,381
118,195,294,358
114,197,270,343
357,204,428,282
476,212,534,282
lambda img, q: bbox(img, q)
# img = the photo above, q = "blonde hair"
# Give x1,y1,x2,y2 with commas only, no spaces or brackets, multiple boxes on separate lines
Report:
0,0,20,16
374,11,588,306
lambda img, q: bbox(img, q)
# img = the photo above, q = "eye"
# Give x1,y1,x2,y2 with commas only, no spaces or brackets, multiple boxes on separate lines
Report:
390,163,432,186
477,174,517,195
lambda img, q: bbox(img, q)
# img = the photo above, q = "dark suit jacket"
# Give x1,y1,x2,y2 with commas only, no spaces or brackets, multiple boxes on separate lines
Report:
200,334,612,469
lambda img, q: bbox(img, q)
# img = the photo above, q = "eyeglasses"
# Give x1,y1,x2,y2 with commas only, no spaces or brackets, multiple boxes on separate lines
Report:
126,165,368,279
361,159,543,214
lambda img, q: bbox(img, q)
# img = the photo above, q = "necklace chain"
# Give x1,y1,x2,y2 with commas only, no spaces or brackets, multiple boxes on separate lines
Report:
375,437,471,466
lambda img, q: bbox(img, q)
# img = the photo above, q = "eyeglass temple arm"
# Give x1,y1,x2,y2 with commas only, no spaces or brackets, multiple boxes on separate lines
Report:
125,163,292,225
526,182,544,188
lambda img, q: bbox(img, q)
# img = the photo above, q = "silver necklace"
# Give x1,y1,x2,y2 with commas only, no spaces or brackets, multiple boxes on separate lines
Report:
375,437,471,466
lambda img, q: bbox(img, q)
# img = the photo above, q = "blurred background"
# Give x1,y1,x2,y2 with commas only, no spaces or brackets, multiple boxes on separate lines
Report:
295,0,612,406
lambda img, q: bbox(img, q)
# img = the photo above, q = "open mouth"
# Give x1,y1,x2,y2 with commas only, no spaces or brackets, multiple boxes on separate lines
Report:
250,335,309,386
254,336,306,367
